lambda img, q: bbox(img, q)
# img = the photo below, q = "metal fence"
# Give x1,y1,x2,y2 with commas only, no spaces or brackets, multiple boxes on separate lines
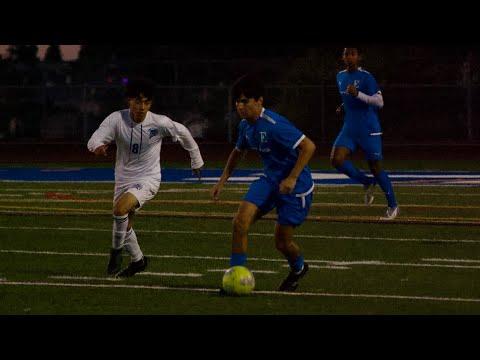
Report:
0,83,478,144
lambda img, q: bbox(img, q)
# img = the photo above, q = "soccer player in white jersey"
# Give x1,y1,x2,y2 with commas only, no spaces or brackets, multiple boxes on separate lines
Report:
87,78,204,277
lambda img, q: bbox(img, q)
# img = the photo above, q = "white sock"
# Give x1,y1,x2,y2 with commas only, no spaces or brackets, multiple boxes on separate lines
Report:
112,214,129,250
124,228,143,262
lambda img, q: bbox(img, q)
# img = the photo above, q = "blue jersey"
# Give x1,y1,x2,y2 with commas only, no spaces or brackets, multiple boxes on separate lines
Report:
235,108,313,195
337,68,382,132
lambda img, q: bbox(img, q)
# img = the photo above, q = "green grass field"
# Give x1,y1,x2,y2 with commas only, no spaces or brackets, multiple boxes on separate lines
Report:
1,181,480,314
2,158,480,171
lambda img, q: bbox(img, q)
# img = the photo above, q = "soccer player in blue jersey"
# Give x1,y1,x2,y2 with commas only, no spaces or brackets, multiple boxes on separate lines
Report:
331,47,399,220
211,74,317,292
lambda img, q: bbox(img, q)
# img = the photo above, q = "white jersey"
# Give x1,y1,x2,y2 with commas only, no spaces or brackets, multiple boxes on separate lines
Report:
87,109,204,185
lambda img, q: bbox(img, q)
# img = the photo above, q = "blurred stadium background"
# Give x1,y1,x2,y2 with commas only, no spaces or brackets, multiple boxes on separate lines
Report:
0,44,479,163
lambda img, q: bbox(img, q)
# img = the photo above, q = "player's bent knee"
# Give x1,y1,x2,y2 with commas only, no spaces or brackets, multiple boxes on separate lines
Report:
113,203,132,216
369,161,383,176
331,156,344,168
113,207,128,217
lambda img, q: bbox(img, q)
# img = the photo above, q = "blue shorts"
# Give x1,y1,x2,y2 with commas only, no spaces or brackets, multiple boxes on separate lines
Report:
333,126,383,161
243,176,313,227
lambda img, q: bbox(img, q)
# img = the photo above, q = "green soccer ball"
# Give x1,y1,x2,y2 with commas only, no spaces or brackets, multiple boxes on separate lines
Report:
222,266,255,296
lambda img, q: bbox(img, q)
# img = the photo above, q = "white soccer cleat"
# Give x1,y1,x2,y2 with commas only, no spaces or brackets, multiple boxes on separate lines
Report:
380,206,399,221
364,183,375,206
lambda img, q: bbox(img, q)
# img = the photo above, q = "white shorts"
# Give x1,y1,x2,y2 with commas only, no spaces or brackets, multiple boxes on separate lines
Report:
113,178,160,211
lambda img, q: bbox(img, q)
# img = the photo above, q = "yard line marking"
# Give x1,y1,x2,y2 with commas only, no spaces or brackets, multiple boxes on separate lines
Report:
2,280,480,303
1,206,478,226
0,188,113,193
301,261,382,266
0,188,245,194
3,198,480,210
285,262,480,269
2,187,480,197
49,276,121,282
308,265,351,270
283,261,383,267
422,258,480,264
314,191,480,197
0,249,229,260
0,225,479,244
49,272,204,280
0,249,112,257
357,262,480,269
138,272,203,277
207,269,278,274
4,249,480,270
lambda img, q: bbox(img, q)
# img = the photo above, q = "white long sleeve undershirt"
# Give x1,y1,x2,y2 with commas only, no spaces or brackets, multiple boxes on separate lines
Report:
356,91,384,108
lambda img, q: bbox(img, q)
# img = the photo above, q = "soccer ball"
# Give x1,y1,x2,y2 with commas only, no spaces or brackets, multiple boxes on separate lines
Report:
222,266,255,296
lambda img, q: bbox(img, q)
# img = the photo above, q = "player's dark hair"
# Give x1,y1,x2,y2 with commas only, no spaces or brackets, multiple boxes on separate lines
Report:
125,78,155,100
232,74,265,101
343,46,362,55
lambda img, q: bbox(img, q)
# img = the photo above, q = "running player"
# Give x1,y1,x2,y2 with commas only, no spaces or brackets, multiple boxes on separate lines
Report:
331,47,399,220
87,78,204,277
211,74,316,292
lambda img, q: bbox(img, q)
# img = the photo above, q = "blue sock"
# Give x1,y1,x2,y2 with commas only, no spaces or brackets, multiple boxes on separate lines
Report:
288,255,304,274
230,253,247,267
375,170,397,208
336,160,372,186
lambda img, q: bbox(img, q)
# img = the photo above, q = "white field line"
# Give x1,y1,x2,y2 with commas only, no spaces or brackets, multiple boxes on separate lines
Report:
49,276,121,282
207,269,278,274
3,249,480,270
1,187,480,197
0,225,478,244
0,188,246,194
3,198,480,210
138,272,203,277
1,280,480,303
422,258,480,264
284,262,480,270
0,181,114,184
0,189,115,193
50,273,203,280
281,261,381,267
308,265,351,270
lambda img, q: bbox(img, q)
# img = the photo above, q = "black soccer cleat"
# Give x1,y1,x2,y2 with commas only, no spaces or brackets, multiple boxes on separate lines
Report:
278,262,309,292
107,248,123,275
116,256,148,278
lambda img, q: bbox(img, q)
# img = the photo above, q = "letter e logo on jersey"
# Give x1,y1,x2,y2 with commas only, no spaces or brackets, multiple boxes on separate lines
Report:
148,128,158,139
260,132,268,143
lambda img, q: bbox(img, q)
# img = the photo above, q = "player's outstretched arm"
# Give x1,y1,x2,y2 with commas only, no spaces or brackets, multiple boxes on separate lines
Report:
211,148,244,201
279,137,316,194
87,113,116,157
171,121,205,171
